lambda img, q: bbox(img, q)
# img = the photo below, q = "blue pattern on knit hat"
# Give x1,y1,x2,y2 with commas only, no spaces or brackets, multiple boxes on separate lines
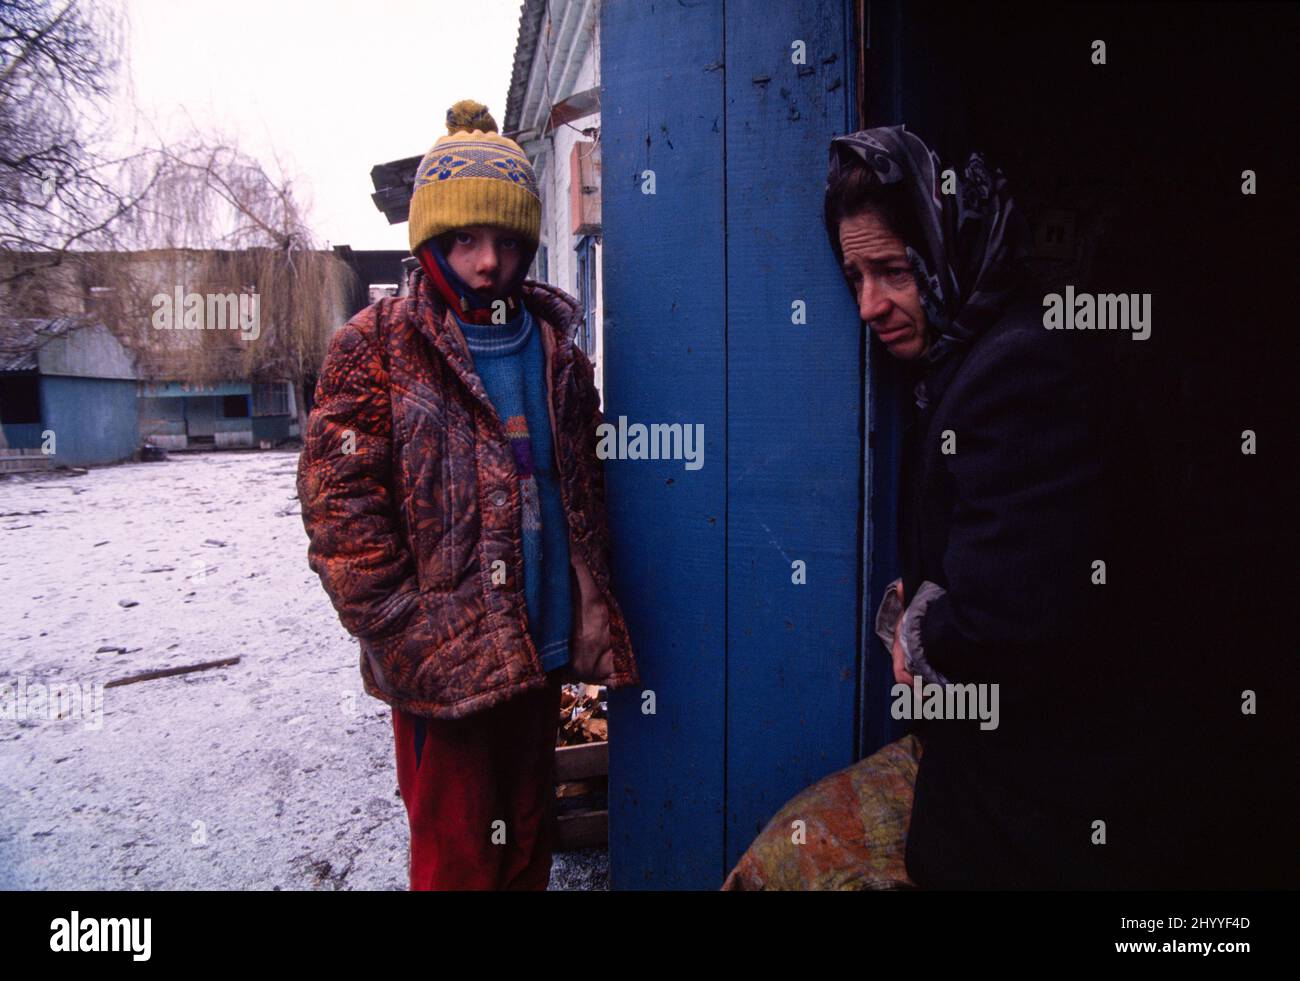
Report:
414,141,540,197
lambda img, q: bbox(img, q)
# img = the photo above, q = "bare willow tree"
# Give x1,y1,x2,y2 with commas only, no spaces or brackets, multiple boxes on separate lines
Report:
90,137,356,440
0,0,161,296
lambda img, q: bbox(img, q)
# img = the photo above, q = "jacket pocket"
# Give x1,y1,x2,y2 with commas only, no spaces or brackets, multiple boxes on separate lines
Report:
566,549,614,682
358,589,426,694
362,593,510,718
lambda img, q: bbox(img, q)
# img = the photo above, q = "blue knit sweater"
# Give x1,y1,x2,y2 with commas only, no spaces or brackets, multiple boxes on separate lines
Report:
458,306,572,673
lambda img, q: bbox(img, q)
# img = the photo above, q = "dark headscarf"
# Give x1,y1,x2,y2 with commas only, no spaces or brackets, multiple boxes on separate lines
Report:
824,125,1030,395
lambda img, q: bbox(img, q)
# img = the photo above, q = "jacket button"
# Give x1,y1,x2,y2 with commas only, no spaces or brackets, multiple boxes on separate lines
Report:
491,490,509,507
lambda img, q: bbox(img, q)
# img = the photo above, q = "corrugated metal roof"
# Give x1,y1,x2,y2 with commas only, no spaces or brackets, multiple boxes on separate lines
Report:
504,0,548,136
0,317,84,373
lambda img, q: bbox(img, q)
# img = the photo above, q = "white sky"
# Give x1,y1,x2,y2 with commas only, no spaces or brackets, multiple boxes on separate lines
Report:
121,0,525,250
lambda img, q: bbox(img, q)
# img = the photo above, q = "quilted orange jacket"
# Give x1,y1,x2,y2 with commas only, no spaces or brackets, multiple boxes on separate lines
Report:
296,269,640,719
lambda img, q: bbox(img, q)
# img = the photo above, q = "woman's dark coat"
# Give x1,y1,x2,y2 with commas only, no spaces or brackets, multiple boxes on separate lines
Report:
896,289,1142,889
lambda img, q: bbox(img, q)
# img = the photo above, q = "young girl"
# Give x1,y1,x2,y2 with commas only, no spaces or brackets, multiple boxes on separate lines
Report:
297,100,639,890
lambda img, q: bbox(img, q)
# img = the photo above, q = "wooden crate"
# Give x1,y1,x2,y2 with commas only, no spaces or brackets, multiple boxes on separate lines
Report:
554,742,609,849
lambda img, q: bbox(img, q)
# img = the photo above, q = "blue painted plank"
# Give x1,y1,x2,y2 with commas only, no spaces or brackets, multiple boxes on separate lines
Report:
722,0,863,873
602,0,728,890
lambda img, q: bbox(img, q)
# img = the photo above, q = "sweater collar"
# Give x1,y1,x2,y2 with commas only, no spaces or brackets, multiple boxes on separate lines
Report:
458,305,534,358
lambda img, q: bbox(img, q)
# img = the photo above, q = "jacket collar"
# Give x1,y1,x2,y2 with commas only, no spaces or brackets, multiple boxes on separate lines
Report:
517,278,582,346
408,267,582,429
411,266,579,352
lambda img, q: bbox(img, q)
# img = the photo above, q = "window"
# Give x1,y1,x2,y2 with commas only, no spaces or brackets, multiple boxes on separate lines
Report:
222,394,250,418
535,243,549,284
253,382,289,417
574,235,597,357
367,284,399,304
85,286,114,317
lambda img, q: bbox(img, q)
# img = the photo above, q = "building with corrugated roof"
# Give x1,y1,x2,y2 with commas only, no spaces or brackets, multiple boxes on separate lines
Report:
503,0,604,392
0,316,139,469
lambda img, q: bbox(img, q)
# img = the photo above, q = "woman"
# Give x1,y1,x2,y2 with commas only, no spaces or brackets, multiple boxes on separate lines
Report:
723,125,1149,890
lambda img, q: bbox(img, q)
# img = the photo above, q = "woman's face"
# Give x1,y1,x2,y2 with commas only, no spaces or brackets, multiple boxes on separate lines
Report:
838,210,930,360
444,224,522,298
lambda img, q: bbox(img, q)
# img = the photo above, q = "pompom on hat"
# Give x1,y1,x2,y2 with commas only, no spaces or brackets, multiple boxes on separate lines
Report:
407,99,541,256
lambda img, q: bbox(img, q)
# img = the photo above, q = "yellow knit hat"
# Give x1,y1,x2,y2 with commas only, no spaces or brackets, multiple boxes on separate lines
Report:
407,100,541,254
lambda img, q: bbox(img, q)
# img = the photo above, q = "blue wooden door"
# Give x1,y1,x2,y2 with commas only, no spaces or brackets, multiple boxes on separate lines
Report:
184,396,219,439
602,0,875,889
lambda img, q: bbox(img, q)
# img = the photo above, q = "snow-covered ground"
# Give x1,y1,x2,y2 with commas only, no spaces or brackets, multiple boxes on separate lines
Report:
0,450,606,890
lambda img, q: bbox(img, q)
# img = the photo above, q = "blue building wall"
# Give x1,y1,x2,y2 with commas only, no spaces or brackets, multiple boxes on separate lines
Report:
1,422,43,449
252,415,291,443
138,396,185,438
40,375,139,467
602,0,870,889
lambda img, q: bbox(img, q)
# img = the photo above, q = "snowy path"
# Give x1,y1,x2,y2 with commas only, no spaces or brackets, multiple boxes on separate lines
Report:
0,450,606,890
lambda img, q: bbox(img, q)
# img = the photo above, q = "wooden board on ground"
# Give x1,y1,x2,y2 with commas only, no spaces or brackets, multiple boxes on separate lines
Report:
0,450,54,474
555,741,607,783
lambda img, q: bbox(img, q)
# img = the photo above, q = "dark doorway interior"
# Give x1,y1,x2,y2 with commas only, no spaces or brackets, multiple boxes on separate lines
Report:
0,373,41,425
862,0,1296,886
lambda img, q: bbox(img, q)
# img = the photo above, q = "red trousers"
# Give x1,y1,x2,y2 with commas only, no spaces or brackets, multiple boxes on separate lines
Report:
391,675,563,890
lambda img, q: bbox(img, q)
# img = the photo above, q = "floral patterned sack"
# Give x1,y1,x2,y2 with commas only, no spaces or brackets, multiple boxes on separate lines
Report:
721,734,923,891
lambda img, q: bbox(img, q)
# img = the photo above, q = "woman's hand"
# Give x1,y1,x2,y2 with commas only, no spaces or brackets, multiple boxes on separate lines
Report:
891,580,916,686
